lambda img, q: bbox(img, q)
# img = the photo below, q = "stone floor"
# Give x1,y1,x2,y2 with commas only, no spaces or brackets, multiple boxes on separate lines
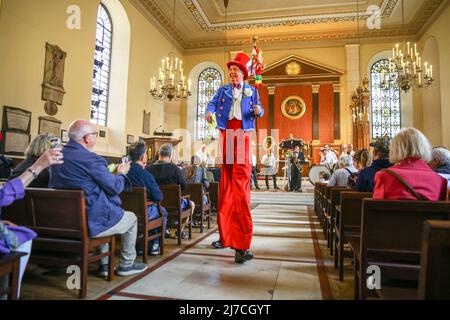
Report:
20,182,356,300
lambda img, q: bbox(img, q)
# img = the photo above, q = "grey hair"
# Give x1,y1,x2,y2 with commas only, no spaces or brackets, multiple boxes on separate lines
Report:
340,155,353,167
389,128,432,163
431,147,450,166
159,143,173,158
68,120,93,141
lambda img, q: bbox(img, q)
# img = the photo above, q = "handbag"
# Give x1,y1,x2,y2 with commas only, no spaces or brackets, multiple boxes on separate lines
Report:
383,169,427,200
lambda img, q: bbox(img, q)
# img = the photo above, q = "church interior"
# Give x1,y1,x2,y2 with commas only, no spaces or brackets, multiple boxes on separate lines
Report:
0,0,450,302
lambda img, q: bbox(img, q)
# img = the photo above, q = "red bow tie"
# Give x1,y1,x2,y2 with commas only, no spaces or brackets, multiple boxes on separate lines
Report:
232,83,242,89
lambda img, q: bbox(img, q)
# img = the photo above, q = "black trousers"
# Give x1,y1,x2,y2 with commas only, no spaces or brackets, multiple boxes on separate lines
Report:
251,166,259,188
265,175,278,189
290,168,302,191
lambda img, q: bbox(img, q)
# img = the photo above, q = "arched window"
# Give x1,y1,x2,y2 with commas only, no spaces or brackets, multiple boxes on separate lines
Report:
370,59,401,139
90,4,113,127
197,68,222,140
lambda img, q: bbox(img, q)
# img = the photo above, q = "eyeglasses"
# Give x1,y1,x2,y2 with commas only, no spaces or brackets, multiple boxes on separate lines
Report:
84,132,99,138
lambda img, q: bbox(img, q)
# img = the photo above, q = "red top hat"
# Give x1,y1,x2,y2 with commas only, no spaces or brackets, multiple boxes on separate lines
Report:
227,52,251,81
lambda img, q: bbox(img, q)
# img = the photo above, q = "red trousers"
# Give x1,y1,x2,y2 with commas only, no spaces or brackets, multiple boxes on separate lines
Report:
218,119,253,250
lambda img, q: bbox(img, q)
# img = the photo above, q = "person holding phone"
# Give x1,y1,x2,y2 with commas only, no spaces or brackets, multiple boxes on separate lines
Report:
9,133,58,188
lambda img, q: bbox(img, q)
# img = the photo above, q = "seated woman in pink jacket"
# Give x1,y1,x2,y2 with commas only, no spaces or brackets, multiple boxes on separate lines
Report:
373,128,447,201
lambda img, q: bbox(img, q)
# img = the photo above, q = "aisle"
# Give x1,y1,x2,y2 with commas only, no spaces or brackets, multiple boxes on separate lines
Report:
98,190,339,300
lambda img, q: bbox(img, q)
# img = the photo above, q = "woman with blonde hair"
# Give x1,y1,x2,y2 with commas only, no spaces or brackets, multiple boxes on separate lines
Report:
9,133,59,188
373,128,447,200
348,149,371,190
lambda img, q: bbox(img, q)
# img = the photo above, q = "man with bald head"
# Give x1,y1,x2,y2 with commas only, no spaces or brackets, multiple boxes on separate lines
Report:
49,120,148,276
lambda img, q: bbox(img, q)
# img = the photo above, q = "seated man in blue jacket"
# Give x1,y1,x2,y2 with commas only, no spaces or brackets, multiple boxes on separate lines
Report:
127,142,168,255
49,120,147,277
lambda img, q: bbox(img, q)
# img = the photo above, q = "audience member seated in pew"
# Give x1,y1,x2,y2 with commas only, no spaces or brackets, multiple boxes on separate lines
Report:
356,138,392,192
348,148,371,190
126,142,168,256
319,171,330,184
0,147,63,299
9,133,61,188
373,128,447,201
147,144,195,239
328,157,357,187
49,120,148,277
429,147,450,188
183,155,210,228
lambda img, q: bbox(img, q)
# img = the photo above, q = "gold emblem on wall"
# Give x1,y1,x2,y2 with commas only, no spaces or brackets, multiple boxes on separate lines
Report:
285,61,301,75
281,96,306,120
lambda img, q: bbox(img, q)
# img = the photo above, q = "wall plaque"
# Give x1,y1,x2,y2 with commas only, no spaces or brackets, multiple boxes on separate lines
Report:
3,131,31,155
42,43,67,115
143,111,151,135
38,116,62,136
2,106,31,132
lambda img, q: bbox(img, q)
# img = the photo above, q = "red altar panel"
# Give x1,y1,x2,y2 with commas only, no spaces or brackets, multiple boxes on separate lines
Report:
274,86,313,142
257,87,269,131
318,84,335,143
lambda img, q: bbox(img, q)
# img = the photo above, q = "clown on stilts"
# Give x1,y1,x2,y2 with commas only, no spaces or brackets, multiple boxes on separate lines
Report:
205,51,265,264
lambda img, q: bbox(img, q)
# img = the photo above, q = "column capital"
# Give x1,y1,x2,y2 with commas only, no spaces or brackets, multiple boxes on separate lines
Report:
333,84,341,92
312,84,320,94
267,86,276,95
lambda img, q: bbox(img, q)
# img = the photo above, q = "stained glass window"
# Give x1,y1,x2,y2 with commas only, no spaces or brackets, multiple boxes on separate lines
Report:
197,68,222,140
370,59,401,139
90,4,112,127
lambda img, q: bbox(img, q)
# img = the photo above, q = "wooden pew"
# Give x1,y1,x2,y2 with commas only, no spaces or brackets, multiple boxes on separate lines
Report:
0,252,27,300
159,185,193,245
335,192,372,281
314,182,326,219
184,183,211,233
318,183,327,227
208,182,219,215
353,199,450,300
2,189,115,299
418,220,450,299
323,185,335,240
120,187,164,264
327,187,348,255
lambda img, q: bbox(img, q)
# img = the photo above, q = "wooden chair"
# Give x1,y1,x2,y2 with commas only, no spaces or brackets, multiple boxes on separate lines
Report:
184,183,211,233
0,252,27,300
327,187,348,255
354,199,450,300
159,185,193,245
208,182,219,215
2,188,115,299
335,192,372,281
120,187,165,264
418,220,450,299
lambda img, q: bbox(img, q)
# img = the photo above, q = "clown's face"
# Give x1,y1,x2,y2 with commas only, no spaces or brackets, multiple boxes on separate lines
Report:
229,65,244,85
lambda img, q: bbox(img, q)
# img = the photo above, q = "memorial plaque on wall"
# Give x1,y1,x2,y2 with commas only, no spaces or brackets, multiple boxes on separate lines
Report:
3,131,31,155
143,111,151,135
2,106,32,132
1,106,32,155
38,116,62,136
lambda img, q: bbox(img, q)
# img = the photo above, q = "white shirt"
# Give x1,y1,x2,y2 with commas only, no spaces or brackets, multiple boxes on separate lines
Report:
261,153,277,175
320,151,338,168
251,154,257,166
229,83,243,120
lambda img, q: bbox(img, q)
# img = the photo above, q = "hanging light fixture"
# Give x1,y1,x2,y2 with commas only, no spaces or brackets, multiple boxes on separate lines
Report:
149,0,191,101
382,0,434,92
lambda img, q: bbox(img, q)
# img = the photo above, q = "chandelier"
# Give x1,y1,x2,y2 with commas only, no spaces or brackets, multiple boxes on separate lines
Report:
381,0,433,93
149,0,191,101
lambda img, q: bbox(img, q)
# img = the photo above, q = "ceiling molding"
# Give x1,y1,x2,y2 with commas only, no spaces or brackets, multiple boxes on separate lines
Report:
134,0,445,51
183,0,395,32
